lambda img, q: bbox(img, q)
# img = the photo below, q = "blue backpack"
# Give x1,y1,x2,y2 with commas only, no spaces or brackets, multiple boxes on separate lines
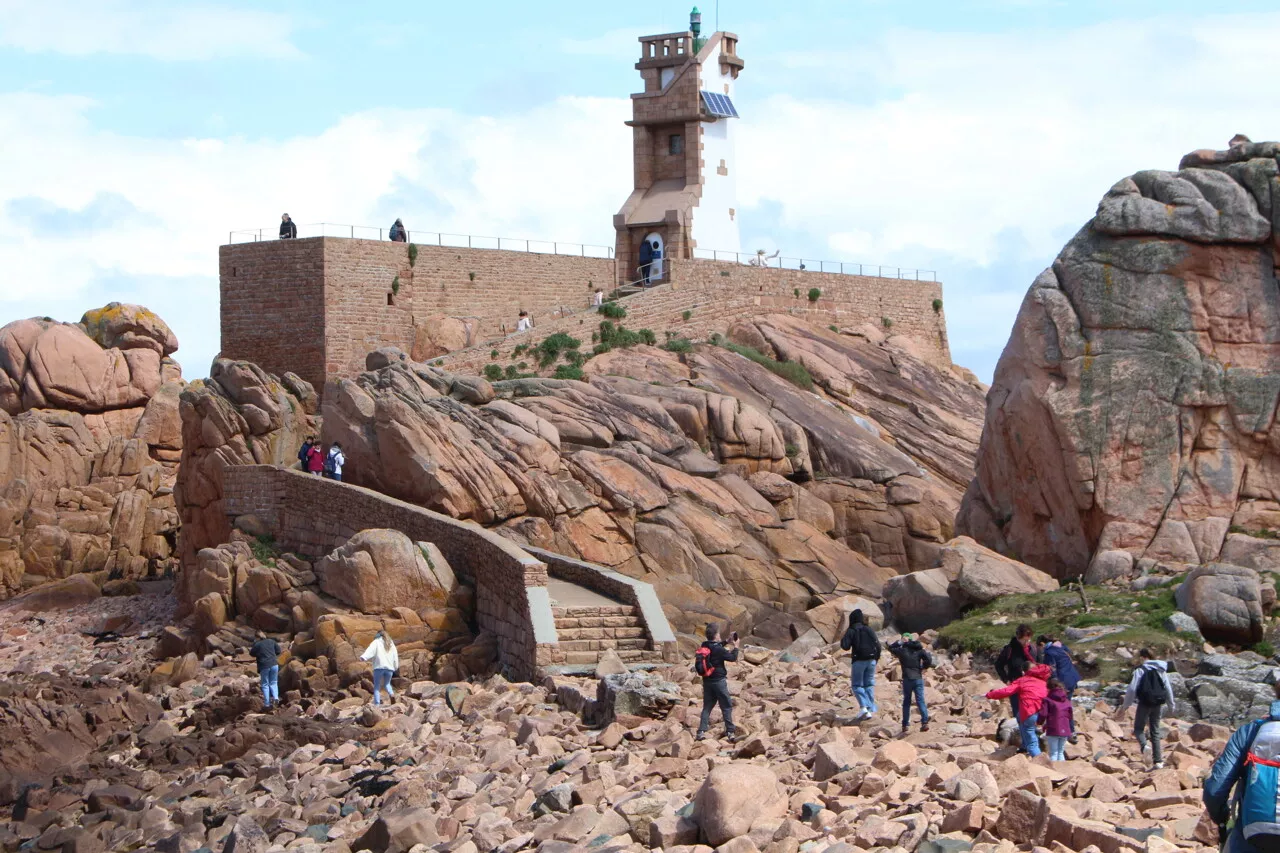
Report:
1241,720,1280,852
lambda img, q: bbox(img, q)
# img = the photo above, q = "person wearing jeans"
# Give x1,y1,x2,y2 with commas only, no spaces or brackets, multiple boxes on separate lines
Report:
984,663,1052,758
841,610,881,720
249,631,282,709
695,623,740,742
361,631,400,706
1122,649,1176,768
1041,678,1074,761
888,633,932,733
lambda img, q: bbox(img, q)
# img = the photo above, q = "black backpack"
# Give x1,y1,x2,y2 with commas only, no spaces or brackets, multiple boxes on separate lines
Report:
1136,666,1167,706
853,625,881,660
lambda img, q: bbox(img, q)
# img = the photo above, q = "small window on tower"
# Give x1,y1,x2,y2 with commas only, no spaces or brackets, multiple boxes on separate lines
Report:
668,134,683,155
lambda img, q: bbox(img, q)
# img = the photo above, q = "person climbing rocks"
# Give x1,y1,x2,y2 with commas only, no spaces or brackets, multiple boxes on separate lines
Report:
305,439,324,475
984,662,1051,758
994,624,1037,717
1040,635,1081,737
323,442,345,482
887,632,932,734
389,218,407,243
361,630,400,706
1040,677,1074,762
249,631,282,709
637,239,654,286
516,311,533,333
279,213,297,239
296,436,314,472
694,623,739,742
840,609,881,720
1204,682,1280,853
1120,648,1176,769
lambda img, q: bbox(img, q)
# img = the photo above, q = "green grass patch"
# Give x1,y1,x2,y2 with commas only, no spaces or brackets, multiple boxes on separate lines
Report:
553,364,585,381
250,534,280,567
720,341,814,391
599,301,627,320
662,337,693,353
537,332,581,367
483,364,503,382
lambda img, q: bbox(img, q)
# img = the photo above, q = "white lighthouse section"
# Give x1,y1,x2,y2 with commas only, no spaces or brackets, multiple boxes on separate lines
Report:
691,38,741,256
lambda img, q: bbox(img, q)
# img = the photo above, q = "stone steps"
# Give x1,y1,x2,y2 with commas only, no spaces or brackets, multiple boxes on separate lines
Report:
557,637,651,653
555,625,647,641
550,602,663,667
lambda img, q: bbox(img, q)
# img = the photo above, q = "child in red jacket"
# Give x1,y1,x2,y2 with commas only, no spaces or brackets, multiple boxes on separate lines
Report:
985,663,1052,757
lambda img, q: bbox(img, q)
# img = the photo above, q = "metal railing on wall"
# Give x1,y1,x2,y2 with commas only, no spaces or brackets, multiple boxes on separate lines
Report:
689,248,936,281
226,222,615,258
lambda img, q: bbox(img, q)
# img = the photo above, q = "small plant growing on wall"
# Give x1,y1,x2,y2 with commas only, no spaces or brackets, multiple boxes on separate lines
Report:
682,309,692,322
933,298,943,313
599,301,627,320
829,325,838,333
490,349,499,360
407,243,419,267
391,276,400,295
793,288,800,298
808,287,821,302
882,316,894,329
483,364,503,382
468,271,476,282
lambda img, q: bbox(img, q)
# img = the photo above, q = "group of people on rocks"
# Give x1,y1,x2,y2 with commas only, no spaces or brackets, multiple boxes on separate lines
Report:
249,630,399,709
296,437,345,481
277,214,408,243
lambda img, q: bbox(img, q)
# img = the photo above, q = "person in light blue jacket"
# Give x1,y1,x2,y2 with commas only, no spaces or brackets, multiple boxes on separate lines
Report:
1204,686,1280,853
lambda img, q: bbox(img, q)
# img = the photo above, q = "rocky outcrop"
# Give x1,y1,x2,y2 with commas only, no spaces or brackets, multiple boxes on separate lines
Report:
1175,563,1266,644
314,529,456,614
0,304,184,600
961,140,1280,579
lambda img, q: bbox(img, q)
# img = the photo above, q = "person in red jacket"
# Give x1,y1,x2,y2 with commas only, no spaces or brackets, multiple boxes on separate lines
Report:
984,663,1052,757
305,441,324,475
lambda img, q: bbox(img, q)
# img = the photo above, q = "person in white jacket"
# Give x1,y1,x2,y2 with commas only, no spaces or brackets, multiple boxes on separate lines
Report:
361,631,399,706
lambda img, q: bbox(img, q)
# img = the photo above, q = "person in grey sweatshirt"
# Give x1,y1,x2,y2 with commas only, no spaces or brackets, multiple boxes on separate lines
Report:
1120,648,1176,768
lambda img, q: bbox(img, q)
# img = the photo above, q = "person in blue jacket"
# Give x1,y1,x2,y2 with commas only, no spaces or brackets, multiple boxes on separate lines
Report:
1039,636,1081,737
1204,686,1280,853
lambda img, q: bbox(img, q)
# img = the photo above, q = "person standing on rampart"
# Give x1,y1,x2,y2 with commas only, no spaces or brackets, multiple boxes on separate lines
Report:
279,213,297,239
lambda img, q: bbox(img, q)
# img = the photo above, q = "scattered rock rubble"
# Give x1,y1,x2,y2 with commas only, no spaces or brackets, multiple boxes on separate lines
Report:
0,588,1227,853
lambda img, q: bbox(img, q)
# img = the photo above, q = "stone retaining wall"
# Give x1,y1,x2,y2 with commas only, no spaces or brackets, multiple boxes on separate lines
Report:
221,465,555,680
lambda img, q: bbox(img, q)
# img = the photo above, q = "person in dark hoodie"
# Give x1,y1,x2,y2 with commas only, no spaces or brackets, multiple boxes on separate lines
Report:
297,436,314,472
389,218,407,242
1121,648,1177,769
1205,682,1280,853
279,213,297,239
840,610,881,720
888,632,932,734
995,624,1037,717
694,623,740,742
249,631,283,708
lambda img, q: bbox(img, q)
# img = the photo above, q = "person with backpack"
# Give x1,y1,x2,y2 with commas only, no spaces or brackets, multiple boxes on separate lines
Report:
1040,677,1074,761
323,442,346,482
389,218,407,242
984,662,1051,757
995,624,1037,717
297,436,314,472
1040,636,1081,736
1121,648,1176,769
840,609,881,720
694,623,739,742
1204,682,1280,853
888,632,932,734
360,630,400,706
249,630,283,709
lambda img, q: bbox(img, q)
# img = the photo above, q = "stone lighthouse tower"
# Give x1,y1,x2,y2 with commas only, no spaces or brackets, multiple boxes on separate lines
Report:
613,7,745,286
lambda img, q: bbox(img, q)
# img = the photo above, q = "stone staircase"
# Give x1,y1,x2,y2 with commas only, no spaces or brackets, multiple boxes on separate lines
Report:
551,604,666,667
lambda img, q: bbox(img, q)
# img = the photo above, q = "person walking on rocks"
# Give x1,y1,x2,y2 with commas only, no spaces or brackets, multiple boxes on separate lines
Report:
1040,677,1074,762
984,662,1051,758
279,213,297,239
361,630,400,706
389,218,407,242
840,609,881,720
694,623,739,742
1040,635,1081,736
323,442,345,482
1121,648,1176,769
1204,683,1280,853
249,631,282,709
888,632,931,734
995,624,1036,717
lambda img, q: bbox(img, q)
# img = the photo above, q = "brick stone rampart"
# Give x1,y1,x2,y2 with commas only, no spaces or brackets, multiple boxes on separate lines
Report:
221,464,550,680
220,238,947,390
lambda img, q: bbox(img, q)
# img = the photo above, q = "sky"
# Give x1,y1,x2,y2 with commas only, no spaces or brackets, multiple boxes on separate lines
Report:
3,0,1280,383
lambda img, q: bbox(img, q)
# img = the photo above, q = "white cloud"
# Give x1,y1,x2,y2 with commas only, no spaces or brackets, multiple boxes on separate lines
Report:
0,0,300,60
3,11,1280,383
